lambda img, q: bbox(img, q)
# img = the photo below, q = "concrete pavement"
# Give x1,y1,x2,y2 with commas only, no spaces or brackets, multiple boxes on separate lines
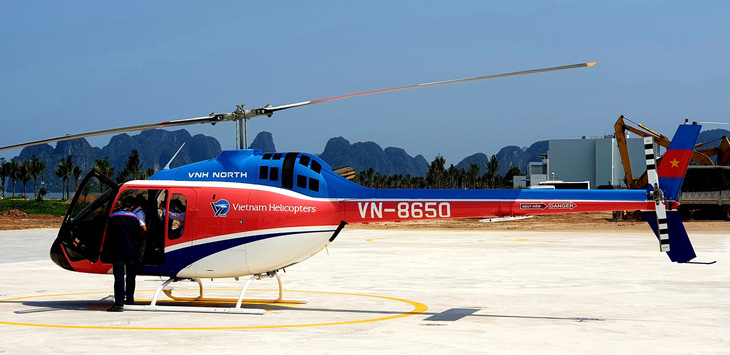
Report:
1,227,728,353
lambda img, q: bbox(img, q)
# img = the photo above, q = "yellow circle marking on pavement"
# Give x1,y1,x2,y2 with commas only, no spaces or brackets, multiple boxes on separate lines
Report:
366,235,654,248
0,289,427,330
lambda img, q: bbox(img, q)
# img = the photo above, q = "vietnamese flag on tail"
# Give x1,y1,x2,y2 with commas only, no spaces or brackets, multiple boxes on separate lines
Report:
657,124,702,200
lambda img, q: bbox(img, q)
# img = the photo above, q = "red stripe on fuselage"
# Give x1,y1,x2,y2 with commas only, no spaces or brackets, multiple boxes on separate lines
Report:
343,200,654,223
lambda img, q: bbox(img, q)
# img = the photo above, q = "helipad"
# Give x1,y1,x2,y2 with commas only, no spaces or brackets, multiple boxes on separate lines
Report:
1,228,728,353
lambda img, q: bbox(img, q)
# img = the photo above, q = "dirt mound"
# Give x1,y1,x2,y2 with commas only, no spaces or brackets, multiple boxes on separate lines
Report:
0,209,28,217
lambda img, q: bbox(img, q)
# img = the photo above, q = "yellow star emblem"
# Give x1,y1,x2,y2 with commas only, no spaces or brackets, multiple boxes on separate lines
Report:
670,158,680,168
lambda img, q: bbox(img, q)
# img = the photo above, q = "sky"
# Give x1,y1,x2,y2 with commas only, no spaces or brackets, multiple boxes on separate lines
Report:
1,1,729,166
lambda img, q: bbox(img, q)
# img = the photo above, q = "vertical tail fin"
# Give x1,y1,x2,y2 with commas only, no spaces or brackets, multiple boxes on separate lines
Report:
644,123,702,263
643,211,696,262
656,123,702,201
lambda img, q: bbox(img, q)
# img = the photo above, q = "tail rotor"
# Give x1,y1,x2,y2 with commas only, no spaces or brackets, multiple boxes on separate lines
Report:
642,123,702,263
644,136,670,253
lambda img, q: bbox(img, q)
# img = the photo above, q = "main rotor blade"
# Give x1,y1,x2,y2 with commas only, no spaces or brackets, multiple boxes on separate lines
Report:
0,115,222,151
0,61,596,152
264,62,597,113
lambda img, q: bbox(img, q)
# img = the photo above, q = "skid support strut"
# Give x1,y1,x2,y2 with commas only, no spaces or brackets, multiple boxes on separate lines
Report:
124,271,306,314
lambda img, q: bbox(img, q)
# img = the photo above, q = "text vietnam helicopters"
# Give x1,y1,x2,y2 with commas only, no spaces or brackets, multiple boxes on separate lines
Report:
0,62,702,314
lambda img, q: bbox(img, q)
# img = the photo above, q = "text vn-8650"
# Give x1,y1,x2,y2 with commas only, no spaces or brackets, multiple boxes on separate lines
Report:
357,202,451,219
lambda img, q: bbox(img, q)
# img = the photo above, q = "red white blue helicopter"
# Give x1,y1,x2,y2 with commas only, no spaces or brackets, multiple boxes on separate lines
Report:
0,62,703,314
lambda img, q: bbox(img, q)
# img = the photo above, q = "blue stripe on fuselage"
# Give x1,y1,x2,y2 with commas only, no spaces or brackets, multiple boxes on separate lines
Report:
366,188,648,201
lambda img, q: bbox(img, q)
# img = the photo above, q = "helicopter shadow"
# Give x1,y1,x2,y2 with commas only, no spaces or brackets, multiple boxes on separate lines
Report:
9,299,605,324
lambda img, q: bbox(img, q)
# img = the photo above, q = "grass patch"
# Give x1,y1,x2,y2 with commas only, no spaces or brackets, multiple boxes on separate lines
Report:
0,197,69,216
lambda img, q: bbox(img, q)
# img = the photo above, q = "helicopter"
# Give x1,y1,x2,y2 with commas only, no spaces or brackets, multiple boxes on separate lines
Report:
0,62,702,314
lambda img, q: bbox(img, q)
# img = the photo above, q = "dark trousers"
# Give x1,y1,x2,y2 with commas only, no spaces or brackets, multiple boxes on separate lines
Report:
112,260,137,306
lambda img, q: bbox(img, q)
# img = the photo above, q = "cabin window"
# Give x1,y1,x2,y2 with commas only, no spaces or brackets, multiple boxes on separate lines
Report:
297,175,307,189
113,189,156,227
309,178,320,192
273,153,283,160
269,167,279,181
167,193,187,240
259,166,269,180
311,160,322,174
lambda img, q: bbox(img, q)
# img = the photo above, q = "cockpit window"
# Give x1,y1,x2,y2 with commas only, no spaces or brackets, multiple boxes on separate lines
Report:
262,153,272,160
299,155,311,167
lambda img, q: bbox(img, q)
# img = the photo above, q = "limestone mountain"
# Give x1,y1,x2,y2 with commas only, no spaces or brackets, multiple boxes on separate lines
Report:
12,129,221,193
318,137,429,177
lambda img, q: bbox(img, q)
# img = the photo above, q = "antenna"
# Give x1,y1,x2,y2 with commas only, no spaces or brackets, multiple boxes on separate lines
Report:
163,143,186,170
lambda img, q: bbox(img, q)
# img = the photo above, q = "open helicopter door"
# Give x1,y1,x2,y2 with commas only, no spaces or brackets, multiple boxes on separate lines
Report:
51,170,119,268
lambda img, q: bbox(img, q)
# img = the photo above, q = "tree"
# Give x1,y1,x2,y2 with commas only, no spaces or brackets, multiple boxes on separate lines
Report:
55,156,74,200
37,187,48,202
55,160,67,200
94,157,115,192
17,160,31,198
446,164,457,189
505,166,522,188
9,159,19,197
485,154,500,189
426,155,446,189
64,156,73,197
143,167,156,180
28,156,45,198
366,168,375,188
0,158,8,199
125,149,143,180
116,150,144,183
73,166,83,193
467,164,480,189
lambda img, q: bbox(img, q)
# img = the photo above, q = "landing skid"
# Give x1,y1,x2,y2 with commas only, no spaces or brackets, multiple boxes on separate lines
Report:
124,271,307,315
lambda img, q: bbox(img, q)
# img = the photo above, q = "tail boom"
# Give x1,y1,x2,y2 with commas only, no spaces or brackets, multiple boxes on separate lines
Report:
342,189,653,223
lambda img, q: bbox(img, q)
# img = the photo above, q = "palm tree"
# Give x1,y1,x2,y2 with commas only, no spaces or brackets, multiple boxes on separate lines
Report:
426,155,446,189
447,164,458,189
9,159,19,197
55,156,74,200
55,161,67,200
143,167,156,180
0,158,8,199
94,157,115,192
486,154,500,189
116,150,144,183
17,161,31,198
28,156,45,198
365,168,375,188
73,166,83,194
64,156,73,198
467,164,480,189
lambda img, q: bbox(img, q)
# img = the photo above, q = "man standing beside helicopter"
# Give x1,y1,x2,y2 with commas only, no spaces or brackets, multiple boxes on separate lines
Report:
101,196,143,312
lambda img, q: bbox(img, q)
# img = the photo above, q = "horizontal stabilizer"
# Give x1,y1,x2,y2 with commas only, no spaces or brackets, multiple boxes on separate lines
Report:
643,211,696,263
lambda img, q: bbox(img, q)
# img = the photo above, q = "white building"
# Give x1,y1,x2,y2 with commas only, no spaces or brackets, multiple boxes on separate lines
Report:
513,135,648,189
